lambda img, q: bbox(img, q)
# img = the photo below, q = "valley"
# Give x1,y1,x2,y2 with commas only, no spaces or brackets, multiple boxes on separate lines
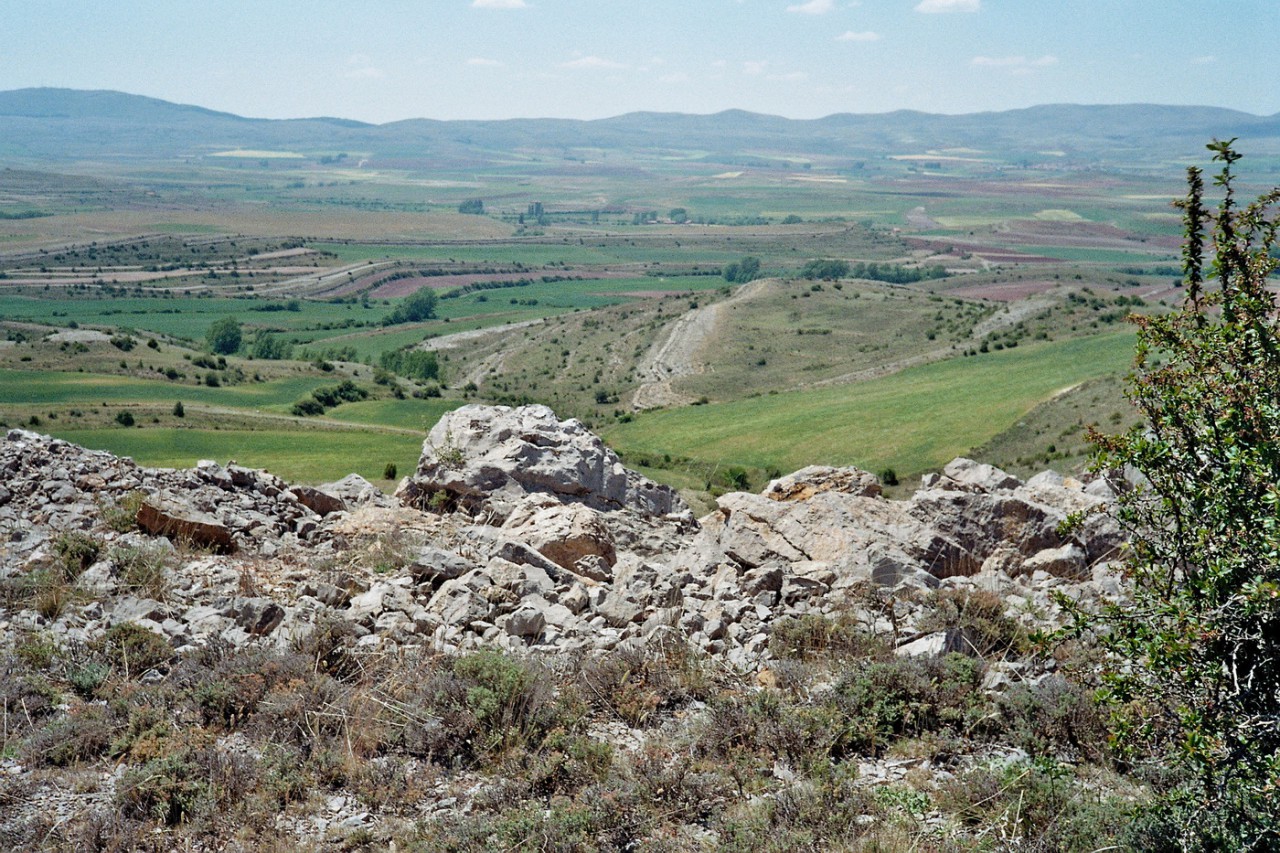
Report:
2,91,1252,505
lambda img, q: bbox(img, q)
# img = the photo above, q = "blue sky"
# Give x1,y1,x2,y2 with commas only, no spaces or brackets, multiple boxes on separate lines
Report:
3,1,1275,122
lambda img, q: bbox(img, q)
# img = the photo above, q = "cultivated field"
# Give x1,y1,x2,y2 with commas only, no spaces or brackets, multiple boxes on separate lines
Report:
0,132,1198,496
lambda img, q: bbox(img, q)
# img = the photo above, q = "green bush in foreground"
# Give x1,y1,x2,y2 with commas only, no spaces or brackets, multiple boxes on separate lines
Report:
1062,141,1280,850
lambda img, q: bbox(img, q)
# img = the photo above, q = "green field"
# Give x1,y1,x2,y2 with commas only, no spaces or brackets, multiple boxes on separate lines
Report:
602,332,1136,480
0,294,385,342
46,427,422,485
326,398,460,432
0,368,337,412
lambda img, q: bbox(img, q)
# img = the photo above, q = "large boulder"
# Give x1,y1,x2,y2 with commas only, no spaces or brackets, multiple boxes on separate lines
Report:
396,404,688,521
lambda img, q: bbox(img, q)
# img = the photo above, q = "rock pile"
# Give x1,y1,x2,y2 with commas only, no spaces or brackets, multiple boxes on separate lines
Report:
0,407,1127,670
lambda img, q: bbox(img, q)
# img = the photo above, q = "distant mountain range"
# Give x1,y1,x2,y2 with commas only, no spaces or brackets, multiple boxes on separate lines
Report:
2,88,1278,168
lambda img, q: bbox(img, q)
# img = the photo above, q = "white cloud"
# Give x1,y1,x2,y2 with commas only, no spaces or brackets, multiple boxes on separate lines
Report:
466,57,503,67
1191,55,1216,65
344,66,385,80
743,60,768,76
561,55,626,70
836,30,880,42
915,0,979,12
660,72,690,84
971,54,1057,69
768,71,809,82
471,0,527,8
787,0,834,13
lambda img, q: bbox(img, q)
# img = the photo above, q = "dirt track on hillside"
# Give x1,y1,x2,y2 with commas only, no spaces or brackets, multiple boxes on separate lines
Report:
630,279,769,410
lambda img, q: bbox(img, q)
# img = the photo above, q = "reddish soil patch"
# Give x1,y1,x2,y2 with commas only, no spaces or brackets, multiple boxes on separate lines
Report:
949,280,1061,301
998,220,1183,252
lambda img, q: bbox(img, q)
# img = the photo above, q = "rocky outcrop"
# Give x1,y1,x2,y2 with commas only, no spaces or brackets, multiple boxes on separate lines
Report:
0,416,1127,671
395,404,689,521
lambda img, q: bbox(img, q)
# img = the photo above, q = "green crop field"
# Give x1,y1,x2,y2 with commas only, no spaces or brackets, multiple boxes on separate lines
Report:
0,295,385,342
0,368,342,412
602,331,1137,482
325,398,460,432
45,427,422,485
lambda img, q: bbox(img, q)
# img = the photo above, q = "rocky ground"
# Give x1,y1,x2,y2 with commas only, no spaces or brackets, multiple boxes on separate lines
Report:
0,405,1147,851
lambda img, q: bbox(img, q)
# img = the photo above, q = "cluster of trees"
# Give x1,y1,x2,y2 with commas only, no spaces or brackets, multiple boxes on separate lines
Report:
722,256,761,284
798,260,949,284
247,300,301,313
457,199,485,214
798,259,850,280
290,379,368,417
379,348,440,382
251,333,292,360
380,289,438,326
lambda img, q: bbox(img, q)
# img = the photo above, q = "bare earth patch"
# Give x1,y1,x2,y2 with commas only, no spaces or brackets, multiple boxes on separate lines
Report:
949,280,1061,301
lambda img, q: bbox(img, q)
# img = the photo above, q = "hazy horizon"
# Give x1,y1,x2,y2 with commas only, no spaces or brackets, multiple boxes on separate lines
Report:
3,1,1276,125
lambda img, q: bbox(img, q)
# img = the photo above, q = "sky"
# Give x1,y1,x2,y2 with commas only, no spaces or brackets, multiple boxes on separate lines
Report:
2,1,1276,123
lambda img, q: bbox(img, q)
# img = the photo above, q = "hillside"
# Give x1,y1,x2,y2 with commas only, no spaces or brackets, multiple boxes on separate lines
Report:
3,87,1279,167
0,405,1142,850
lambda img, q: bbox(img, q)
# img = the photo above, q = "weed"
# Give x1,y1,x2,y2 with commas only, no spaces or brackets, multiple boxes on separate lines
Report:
100,490,145,533
109,541,170,599
53,530,101,578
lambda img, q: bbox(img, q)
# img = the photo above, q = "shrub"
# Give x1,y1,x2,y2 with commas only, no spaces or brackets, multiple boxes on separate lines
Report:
581,644,702,727
94,622,172,677
116,753,213,826
21,567,76,620
450,650,556,756
993,675,1110,764
382,462,397,480
918,587,1026,659
769,613,890,661
115,410,135,427
831,653,983,755
23,704,118,767
100,490,144,532
1060,141,1280,845
290,398,324,417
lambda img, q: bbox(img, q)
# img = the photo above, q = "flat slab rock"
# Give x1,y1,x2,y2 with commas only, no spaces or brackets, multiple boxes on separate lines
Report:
136,496,236,554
